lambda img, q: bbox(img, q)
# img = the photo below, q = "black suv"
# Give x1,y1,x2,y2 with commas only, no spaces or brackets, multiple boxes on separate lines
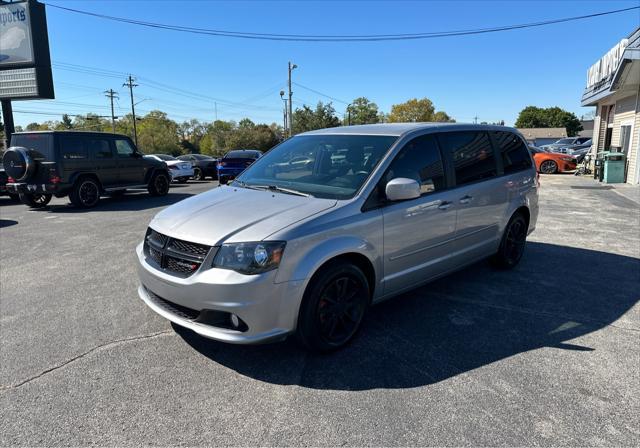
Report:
2,131,170,208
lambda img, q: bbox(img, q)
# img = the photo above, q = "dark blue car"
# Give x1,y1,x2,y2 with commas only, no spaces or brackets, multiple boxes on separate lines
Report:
217,149,262,184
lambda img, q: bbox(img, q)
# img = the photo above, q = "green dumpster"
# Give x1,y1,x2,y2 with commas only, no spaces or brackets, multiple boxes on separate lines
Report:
602,152,626,183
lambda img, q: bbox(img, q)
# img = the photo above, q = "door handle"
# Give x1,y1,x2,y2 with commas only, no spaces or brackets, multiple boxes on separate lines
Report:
438,201,452,210
459,195,473,204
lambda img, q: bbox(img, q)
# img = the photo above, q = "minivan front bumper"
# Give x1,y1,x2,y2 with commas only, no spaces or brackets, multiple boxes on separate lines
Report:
136,243,305,344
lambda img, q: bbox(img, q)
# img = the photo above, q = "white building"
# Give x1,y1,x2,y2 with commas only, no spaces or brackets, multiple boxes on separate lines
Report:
581,27,640,184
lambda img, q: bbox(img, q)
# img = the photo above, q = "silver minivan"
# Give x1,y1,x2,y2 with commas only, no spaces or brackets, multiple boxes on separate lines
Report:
136,123,538,351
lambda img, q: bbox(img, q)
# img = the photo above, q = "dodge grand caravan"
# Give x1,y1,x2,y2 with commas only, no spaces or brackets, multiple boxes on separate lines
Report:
137,123,538,351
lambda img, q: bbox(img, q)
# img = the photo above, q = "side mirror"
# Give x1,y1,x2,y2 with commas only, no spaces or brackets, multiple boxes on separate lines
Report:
133,152,143,158
385,178,421,201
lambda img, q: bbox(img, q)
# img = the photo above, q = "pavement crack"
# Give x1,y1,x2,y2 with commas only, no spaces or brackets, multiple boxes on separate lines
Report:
0,330,173,391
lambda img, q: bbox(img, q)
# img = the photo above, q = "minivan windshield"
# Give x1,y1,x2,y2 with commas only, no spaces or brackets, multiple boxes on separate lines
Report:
234,134,398,199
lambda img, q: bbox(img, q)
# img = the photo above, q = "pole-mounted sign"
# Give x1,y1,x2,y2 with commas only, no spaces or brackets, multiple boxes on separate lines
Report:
0,0,54,148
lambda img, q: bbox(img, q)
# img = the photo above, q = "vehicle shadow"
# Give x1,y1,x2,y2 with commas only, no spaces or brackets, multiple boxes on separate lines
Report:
34,191,196,213
174,242,639,391
0,219,18,228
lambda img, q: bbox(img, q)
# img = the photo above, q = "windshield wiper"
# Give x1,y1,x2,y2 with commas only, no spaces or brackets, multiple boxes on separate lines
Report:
248,184,312,197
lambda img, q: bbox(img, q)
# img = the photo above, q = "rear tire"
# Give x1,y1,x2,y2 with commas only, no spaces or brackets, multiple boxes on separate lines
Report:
148,172,170,196
69,177,101,208
19,193,52,208
8,193,19,201
493,212,528,269
296,261,369,352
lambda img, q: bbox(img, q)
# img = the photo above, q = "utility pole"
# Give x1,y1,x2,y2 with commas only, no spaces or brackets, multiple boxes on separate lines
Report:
123,75,139,145
288,62,297,136
214,102,218,121
474,115,478,124
104,89,118,133
347,104,352,126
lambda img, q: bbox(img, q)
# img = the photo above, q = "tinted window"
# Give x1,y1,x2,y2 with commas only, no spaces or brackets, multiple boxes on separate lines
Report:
11,134,54,160
114,139,135,158
438,131,497,185
88,139,112,159
384,135,445,194
491,131,532,174
226,150,261,159
192,154,212,160
59,136,87,159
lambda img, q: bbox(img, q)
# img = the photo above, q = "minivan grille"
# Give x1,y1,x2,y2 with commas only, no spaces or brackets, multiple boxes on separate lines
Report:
143,228,213,277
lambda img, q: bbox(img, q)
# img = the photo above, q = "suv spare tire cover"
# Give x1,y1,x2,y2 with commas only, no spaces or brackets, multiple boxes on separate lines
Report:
2,147,34,181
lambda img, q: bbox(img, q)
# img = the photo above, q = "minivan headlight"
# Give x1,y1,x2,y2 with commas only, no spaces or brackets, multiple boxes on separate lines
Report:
213,242,286,275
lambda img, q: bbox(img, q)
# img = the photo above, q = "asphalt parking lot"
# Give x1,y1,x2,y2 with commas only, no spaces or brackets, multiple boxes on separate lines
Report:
1,176,639,446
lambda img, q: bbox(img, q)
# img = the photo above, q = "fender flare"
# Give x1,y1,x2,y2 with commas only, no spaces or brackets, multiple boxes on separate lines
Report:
276,235,381,294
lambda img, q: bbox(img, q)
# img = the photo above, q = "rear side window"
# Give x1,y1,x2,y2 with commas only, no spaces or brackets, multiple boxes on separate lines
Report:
59,136,87,159
384,134,445,194
10,134,54,160
88,139,112,159
491,131,532,174
114,139,135,158
438,131,497,186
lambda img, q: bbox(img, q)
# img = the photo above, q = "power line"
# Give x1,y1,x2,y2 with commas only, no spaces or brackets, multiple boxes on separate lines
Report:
44,4,639,42
292,82,349,105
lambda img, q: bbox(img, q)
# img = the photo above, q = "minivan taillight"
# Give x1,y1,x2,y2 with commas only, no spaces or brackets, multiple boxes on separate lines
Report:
50,176,62,184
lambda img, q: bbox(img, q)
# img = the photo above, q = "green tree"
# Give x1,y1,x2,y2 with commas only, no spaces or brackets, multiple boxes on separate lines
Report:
345,97,380,125
433,111,455,123
388,98,436,122
135,110,181,155
58,114,74,130
178,119,207,153
200,120,234,156
292,101,341,134
515,106,583,136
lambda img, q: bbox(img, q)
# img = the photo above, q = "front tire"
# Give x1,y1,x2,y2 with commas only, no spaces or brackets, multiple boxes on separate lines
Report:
539,160,558,174
19,193,52,208
193,167,205,180
493,212,528,269
70,177,101,208
148,172,170,196
296,262,370,352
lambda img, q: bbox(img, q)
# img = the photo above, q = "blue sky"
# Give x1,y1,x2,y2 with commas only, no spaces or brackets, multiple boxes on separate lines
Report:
11,0,640,127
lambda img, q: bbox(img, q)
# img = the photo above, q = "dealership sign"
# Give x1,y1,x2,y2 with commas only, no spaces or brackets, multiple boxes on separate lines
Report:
586,38,629,90
0,0,53,100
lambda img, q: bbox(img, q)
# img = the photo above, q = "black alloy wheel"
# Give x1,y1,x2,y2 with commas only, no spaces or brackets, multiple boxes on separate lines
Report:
70,178,100,208
149,172,170,196
193,167,204,180
539,160,558,174
19,193,52,208
297,262,369,352
493,213,528,269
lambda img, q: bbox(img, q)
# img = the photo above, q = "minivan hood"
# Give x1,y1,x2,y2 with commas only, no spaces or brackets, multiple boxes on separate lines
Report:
150,185,337,245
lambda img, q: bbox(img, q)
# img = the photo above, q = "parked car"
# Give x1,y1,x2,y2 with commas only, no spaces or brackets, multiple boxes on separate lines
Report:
2,131,170,208
136,124,538,352
556,138,592,155
529,146,577,174
145,154,194,183
217,149,262,184
541,137,591,153
0,167,19,201
177,154,218,180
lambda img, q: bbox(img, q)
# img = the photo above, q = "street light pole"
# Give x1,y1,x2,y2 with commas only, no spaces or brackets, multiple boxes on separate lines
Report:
288,61,297,135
